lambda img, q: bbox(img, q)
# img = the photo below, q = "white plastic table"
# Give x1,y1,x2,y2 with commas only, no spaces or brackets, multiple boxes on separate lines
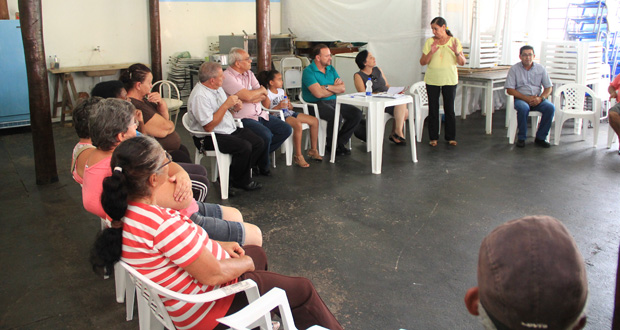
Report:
458,68,510,134
330,94,417,174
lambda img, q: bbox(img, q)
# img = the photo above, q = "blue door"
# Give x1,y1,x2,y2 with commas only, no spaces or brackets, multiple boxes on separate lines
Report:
0,20,30,128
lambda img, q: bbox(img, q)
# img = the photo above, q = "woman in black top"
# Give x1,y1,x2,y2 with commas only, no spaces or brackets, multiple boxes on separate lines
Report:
354,50,409,145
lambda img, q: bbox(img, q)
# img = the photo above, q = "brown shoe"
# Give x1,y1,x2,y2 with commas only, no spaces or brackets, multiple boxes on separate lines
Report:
307,149,323,161
294,155,310,168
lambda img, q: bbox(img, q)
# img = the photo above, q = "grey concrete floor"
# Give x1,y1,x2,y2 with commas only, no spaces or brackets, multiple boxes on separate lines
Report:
1,110,619,330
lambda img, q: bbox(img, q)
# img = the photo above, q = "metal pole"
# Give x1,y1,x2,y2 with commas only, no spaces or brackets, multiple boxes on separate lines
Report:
149,0,162,81
256,0,271,72
18,0,58,185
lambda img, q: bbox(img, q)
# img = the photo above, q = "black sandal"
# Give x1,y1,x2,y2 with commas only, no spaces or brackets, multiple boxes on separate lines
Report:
389,134,403,146
389,134,406,146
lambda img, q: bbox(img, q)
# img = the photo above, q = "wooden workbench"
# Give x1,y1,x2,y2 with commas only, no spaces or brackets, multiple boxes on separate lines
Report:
48,63,135,124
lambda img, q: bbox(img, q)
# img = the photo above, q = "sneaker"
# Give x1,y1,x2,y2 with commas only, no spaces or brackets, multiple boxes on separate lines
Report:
534,138,551,148
516,140,525,148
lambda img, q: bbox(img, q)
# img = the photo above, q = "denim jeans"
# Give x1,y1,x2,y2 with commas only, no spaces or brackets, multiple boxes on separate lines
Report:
514,98,555,141
242,114,292,170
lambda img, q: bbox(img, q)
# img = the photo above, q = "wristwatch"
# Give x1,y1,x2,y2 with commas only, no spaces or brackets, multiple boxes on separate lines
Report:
324,85,329,92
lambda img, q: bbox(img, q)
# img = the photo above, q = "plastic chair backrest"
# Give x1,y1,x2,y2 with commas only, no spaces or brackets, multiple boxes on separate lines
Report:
554,83,595,113
152,80,180,101
410,82,428,106
284,69,302,89
281,57,302,71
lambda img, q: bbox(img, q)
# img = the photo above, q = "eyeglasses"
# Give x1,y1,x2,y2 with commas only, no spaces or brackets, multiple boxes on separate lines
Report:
242,57,252,62
156,152,172,171
521,53,534,57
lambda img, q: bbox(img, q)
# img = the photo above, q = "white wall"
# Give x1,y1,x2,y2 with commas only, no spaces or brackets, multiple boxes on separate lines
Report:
6,0,280,115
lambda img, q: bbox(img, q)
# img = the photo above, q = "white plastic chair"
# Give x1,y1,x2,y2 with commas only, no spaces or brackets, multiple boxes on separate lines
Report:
119,261,272,330
298,91,327,156
553,83,601,146
152,80,183,126
182,113,238,200
261,105,310,167
217,287,329,330
409,82,443,142
607,99,618,149
505,91,546,144
281,57,303,101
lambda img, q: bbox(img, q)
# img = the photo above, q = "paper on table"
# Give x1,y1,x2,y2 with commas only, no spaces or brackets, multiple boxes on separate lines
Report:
387,86,405,95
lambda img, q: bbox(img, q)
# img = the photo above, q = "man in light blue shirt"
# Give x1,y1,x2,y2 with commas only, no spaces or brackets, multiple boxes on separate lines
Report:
505,45,555,148
302,44,362,155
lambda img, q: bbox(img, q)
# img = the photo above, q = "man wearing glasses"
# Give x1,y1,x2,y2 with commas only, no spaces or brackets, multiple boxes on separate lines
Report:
505,45,555,148
222,47,292,176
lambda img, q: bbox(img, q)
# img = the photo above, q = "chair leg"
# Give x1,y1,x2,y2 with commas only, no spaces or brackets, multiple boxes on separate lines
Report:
125,274,135,321
114,262,126,303
554,117,563,145
285,137,293,166
218,155,232,200
593,118,600,147
608,124,617,148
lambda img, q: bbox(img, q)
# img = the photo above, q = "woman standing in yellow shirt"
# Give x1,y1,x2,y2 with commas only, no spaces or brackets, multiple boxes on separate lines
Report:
419,17,466,146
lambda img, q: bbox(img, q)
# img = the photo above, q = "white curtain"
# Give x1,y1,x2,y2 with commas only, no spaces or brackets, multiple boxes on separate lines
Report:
282,0,548,115
282,0,426,87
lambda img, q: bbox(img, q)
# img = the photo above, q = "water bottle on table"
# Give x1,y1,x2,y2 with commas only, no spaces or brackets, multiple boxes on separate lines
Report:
365,77,373,99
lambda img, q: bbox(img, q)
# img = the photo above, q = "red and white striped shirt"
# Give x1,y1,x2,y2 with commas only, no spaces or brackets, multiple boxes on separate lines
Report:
121,202,236,330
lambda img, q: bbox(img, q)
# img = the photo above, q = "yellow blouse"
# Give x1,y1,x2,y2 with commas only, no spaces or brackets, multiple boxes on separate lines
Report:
423,37,462,86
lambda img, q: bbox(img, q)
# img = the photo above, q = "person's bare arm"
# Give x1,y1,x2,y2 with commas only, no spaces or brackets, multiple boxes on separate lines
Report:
609,85,618,100
153,178,193,210
145,92,170,120
167,162,192,202
353,73,365,92
184,248,255,287
236,87,268,104
142,113,175,138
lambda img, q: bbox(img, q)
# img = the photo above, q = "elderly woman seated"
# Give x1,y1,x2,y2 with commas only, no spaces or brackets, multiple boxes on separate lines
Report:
91,135,343,330
80,97,261,246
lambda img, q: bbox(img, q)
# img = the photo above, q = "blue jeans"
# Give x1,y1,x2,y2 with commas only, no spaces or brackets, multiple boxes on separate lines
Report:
189,202,245,245
242,115,292,169
514,98,555,141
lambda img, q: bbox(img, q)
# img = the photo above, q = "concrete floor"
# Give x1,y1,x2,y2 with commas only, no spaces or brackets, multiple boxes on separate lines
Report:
1,110,619,330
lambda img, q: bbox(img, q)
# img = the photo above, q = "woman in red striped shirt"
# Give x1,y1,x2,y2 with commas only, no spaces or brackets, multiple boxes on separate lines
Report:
91,136,343,330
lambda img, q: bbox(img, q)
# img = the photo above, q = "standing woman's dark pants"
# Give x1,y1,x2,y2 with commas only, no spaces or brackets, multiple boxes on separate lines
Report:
426,84,457,141
214,246,344,330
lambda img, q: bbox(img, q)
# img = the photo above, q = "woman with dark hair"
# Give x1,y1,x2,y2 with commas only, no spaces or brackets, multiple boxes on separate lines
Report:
71,97,99,185
353,50,409,145
419,16,466,147
120,63,192,163
91,135,343,330
91,80,127,100
82,98,262,247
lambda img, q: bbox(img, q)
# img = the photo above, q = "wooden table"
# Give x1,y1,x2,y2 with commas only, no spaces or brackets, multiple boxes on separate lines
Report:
48,63,134,124
331,94,417,174
458,67,510,134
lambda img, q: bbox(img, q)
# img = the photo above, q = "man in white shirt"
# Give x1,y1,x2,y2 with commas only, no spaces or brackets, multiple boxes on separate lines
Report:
187,62,264,191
